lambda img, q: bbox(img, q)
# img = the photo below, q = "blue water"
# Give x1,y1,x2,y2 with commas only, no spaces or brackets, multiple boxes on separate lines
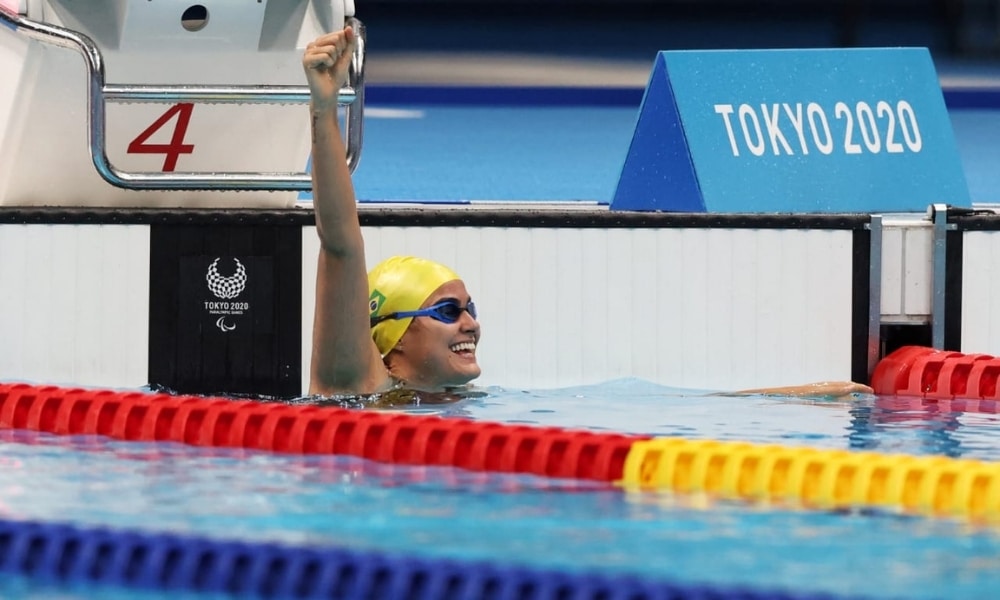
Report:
462,379,1000,460
335,9,1000,209
3,381,1000,599
950,109,1000,204
0,579,223,600
331,104,1000,205
351,105,636,203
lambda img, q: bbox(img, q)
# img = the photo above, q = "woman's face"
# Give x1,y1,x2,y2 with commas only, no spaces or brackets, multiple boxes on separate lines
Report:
392,280,481,390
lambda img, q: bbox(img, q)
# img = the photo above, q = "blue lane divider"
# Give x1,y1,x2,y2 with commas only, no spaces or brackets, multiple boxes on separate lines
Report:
0,518,865,599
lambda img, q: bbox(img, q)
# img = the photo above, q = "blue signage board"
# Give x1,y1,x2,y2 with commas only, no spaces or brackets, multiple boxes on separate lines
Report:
612,48,971,212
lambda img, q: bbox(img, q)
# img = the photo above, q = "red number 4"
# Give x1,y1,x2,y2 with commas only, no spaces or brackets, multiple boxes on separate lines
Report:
127,103,195,171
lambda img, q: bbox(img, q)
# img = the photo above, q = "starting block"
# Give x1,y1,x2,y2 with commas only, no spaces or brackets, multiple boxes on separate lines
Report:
0,0,362,208
613,47,970,213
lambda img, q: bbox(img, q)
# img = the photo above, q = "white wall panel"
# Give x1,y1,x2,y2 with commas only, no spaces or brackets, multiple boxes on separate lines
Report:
728,229,758,386
605,229,635,382
0,225,27,378
880,217,932,322
530,230,560,380
302,225,858,393
629,229,659,380
677,228,711,386
301,231,319,393
881,227,904,316
903,227,933,315
579,228,610,386
962,231,1000,354
0,224,149,387
2,222,859,394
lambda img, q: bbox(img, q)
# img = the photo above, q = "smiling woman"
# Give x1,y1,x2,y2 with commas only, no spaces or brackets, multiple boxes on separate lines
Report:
301,26,873,403
367,257,482,391
304,26,482,398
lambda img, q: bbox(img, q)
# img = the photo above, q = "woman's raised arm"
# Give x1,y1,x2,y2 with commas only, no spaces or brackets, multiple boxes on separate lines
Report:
303,27,389,396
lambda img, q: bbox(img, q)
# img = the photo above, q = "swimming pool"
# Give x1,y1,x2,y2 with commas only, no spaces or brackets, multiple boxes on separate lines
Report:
4,93,1000,599
4,6,1000,595
2,378,1000,599
3,97,1000,600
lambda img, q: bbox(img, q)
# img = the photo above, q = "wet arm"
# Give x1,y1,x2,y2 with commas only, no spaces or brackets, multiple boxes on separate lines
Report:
304,29,387,395
730,381,874,398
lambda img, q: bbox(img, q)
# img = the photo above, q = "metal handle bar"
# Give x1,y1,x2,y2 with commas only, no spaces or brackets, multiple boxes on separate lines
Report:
0,6,365,191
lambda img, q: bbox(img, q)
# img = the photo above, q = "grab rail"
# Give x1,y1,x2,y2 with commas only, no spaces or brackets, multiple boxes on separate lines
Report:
0,6,365,191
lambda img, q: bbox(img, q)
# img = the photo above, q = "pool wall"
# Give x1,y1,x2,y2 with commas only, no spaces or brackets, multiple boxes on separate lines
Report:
10,208,1000,398
0,207,877,396
954,216,1000,352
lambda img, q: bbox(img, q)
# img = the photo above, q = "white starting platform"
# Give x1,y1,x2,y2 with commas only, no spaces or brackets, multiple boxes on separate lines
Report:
0,0,362,208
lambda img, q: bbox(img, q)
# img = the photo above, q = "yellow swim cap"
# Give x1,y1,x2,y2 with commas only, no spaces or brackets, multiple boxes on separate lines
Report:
368,256,460,356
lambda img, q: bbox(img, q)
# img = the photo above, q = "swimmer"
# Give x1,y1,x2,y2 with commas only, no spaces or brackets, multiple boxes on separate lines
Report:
303,26,481,399
301,27,872,401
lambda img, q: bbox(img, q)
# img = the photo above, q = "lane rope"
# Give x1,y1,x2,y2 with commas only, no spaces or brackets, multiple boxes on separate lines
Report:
0,517,862,600
3,381,1000,522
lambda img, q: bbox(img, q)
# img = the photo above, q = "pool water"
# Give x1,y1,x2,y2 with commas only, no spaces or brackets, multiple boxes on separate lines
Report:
2,380,1000,599
337,104,1000,205
465,379,1000,460
0,578,211,600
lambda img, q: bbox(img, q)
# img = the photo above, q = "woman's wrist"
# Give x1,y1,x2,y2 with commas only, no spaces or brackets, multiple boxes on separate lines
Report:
310,101,339,117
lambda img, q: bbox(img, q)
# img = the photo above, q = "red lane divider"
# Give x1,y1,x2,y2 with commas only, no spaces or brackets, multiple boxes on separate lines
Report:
0,383,644,482
872,346,1000,403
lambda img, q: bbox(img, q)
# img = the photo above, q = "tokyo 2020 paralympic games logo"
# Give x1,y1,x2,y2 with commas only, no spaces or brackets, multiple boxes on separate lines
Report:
204,258,250,332
206,258,246,299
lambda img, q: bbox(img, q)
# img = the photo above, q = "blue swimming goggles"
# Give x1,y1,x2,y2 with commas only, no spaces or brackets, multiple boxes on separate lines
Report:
370,300,477,327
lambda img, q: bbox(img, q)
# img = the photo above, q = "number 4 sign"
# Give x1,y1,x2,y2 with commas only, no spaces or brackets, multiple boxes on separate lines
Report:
127,103,195,171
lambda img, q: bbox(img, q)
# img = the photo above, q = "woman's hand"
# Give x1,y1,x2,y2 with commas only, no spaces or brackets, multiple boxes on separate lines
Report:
302,27,357,112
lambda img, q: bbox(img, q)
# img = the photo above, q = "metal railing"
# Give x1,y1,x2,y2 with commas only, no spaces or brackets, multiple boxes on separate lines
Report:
0,6,365,191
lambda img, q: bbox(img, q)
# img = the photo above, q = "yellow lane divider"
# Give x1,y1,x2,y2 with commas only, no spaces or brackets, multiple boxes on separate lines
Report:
620,438,1000,522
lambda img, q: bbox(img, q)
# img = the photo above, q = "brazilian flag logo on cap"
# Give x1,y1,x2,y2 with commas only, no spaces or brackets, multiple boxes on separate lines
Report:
369,289,386,316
